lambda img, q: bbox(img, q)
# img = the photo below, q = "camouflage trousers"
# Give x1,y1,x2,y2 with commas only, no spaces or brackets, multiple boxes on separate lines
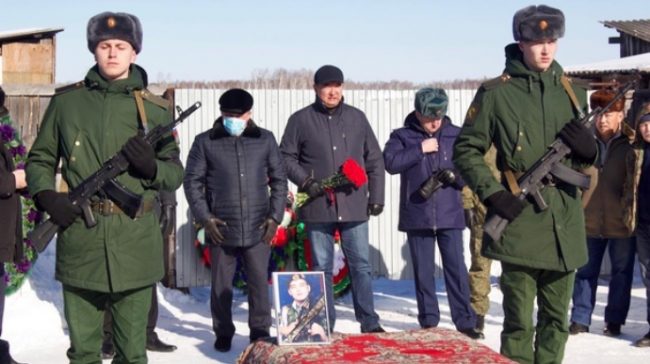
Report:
467,208,492,316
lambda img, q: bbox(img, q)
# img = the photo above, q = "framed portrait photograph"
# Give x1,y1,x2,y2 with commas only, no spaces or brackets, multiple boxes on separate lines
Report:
273,271,331,346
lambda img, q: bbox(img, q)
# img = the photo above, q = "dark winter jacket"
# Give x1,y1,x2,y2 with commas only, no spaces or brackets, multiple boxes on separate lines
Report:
384,112,465,231
280,98,385,222
184,118,288,247
0,141,22,263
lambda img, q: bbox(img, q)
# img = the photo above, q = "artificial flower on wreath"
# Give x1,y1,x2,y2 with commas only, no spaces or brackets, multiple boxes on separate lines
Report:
296,158,368,207
0,112,42,295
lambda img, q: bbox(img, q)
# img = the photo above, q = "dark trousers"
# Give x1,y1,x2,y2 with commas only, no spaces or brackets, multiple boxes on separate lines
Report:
407,229,476,330
210,242,271,339
104,284,159,341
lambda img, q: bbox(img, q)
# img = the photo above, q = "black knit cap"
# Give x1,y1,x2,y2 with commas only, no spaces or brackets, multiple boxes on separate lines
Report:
314,65,344,85
87,12,143,53
219,88,254,114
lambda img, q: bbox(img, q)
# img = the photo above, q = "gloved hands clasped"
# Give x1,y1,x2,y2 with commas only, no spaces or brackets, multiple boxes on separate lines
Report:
34,190,82,228
203,216,227,244
419,169,457,199
123,135,157,180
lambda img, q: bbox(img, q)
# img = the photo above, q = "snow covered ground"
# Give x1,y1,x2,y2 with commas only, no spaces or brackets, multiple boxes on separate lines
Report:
4,243,650,364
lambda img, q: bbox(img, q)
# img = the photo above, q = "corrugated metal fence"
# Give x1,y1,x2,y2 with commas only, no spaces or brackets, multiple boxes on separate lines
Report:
174,88,478,287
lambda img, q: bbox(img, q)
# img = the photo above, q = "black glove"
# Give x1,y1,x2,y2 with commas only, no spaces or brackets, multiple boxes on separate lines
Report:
485,190,525,222
302,178,324,199
122,135,157,180
34,190,82,228
203,217,227,244
558,120,597,162
437,169,456,186
419,174,443,199
367,203,384,216
259,218,279,244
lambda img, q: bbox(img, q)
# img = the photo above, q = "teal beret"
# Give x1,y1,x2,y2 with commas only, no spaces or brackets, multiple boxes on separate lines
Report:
513,5,565,41
87,12,143,53
415,88,448,119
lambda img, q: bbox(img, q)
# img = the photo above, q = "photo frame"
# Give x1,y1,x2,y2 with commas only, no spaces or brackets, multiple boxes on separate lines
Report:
273,271,331,346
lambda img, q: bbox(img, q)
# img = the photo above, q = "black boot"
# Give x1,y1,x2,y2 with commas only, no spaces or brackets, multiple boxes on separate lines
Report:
146,332,177,352
101,337,115,360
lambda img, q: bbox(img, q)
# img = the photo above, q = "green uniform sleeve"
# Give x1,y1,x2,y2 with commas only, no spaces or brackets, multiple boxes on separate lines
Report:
26,98,60,196
453,88,504,202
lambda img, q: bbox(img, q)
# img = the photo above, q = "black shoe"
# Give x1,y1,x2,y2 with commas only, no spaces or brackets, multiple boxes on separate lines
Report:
101,339,115,360
569,322,589,335
361,325,386,333
421,324,436,329
603,323,621,337
214,337,232,352
459,328,485,340
475,315,485,332
249,329,270,343
634,330,650,347
146,335,177,352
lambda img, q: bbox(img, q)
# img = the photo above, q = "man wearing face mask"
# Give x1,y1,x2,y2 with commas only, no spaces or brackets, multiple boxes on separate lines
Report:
183,88,288,352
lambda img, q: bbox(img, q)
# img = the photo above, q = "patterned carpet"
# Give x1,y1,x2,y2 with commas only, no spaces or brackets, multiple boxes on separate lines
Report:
237,327,515,363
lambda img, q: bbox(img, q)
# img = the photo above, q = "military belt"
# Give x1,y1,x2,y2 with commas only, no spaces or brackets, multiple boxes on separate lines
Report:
90,199,155,217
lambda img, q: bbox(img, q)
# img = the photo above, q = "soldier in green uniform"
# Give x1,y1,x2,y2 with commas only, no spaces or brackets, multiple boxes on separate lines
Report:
461,146,497,335
26,12,182,364
453,5,597,364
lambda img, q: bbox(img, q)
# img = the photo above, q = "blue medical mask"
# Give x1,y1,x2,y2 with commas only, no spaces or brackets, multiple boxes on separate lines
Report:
223,117,247,136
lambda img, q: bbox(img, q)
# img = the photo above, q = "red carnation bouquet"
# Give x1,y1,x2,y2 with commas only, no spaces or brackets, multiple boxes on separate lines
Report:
296,158,368,208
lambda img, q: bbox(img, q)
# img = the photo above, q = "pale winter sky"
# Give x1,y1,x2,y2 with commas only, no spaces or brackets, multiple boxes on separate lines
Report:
0,0,647,84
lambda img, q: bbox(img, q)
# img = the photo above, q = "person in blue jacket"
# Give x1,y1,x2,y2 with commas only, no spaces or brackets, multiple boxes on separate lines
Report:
383,87,481,339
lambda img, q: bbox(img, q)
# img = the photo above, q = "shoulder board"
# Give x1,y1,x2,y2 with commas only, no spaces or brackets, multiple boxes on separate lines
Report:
561,75,589,89
54,81,85,95
482,73,511,90
139,89,170,109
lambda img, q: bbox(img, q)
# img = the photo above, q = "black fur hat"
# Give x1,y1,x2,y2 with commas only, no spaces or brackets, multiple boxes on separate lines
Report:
87,12,143,53
219,89,254,114
513,5,564,41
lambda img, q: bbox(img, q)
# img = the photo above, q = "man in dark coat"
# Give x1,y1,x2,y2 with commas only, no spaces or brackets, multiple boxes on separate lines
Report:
279,65,385,333
383,88,481,339
0,87,28,364
184,88,287,352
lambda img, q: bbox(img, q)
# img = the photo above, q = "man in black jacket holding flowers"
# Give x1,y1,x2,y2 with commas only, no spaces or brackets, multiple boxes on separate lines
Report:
280,65,386,333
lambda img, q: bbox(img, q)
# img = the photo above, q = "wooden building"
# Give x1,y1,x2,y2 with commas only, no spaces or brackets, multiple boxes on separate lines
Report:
603,19,650,58
0,27,63,85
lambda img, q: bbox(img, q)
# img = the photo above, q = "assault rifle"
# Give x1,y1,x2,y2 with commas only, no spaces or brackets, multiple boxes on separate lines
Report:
284,295,326,343
483,81,636,241
28,101,202,252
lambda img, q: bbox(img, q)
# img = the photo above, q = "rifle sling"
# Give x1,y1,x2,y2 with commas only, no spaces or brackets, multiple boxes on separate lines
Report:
560,75,585,119
134,90,149,133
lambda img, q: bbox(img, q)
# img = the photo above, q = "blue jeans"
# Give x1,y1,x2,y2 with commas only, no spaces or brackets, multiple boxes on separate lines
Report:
306,221,379,331
407,229,476,330
571,236,636,326
637,225,650,326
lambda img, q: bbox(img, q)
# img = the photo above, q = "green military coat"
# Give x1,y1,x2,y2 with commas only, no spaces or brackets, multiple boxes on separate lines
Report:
453,44,592,272
27,64,183,292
